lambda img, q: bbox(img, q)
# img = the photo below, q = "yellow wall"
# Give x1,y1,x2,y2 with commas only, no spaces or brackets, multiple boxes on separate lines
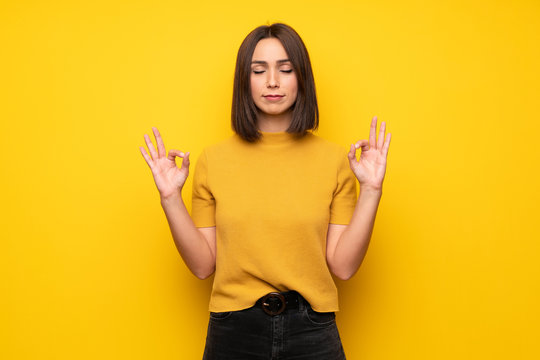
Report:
2,0,539,358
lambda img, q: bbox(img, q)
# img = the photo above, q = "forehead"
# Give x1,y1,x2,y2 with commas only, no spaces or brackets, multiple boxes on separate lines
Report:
251,38,289,63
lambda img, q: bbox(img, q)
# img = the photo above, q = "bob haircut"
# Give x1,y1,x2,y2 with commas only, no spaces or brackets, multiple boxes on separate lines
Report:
231,23,319,143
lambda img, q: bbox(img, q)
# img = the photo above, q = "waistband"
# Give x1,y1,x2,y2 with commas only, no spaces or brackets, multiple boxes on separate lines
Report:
254,290,306,316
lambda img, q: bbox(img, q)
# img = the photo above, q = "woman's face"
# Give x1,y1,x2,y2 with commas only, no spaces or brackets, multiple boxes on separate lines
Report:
250,38,298,118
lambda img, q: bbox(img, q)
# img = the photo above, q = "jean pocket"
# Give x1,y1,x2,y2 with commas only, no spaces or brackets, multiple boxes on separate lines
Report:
304,307,336,326
209,311,233,320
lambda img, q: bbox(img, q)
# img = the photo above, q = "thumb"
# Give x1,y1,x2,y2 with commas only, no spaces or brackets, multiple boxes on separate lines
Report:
355,139,370,152
167,149,183,163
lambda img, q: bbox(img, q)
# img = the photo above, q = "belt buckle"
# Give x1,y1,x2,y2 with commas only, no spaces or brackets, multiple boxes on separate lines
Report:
261,292,286,315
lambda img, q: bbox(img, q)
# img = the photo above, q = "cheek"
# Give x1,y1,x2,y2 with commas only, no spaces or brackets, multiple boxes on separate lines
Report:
288,75,298,92
289,76,299,99
249,81,257,102
250,77,260,98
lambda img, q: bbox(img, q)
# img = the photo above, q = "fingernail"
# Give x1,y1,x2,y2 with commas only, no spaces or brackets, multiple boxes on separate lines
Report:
355,144,359,148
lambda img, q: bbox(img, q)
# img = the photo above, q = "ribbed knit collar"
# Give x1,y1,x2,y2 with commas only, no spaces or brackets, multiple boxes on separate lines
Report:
258,130,299,145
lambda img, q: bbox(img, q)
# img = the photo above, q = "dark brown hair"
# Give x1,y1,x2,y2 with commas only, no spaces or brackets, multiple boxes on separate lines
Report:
231,23,319,142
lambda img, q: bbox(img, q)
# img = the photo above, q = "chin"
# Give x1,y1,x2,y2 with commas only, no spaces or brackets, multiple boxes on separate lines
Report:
265,109,287,115
258,105,294,116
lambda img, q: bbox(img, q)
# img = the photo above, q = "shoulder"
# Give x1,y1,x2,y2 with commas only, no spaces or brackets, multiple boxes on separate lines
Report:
304,132,349,159
197,133,244,159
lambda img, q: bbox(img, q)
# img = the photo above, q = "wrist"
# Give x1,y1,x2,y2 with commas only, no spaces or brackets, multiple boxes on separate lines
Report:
359,184,383,195
160,189,183,205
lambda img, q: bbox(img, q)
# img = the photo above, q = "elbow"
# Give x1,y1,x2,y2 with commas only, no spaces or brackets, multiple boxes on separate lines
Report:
334,270,355,281
193,266,215,280
194,271,213,280
330,265,357,281
328,256,356,281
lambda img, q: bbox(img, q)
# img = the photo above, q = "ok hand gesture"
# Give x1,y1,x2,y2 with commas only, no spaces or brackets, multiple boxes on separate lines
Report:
348,116,392,191
139,127,190,199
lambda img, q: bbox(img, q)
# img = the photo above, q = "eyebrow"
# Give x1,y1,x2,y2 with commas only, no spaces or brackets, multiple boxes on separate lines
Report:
251,59,291,65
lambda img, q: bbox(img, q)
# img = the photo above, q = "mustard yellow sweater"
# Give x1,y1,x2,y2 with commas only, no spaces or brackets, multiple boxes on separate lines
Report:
191,130,357,312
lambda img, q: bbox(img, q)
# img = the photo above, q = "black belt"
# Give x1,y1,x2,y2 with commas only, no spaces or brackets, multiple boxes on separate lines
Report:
255,290,302,316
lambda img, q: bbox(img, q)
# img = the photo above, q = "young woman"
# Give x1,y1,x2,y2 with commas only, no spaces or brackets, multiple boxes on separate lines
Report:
140,23,391,360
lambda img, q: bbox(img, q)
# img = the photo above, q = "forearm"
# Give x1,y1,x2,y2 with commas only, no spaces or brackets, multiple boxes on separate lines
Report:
160,190,215,279
332,187,382,280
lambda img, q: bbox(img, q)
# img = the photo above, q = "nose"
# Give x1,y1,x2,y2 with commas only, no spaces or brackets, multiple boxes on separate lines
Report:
266,68,279,88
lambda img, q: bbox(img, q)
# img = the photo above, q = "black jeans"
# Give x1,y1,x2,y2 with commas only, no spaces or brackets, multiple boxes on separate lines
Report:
202,291,346,359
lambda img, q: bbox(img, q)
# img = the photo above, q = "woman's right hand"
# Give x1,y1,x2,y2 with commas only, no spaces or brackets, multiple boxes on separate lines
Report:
139,127,190,199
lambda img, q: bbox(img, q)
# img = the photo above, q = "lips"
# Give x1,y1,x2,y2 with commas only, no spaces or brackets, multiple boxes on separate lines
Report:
264,95,284,100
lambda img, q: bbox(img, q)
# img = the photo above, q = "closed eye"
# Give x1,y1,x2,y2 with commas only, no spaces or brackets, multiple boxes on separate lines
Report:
252,69,293,74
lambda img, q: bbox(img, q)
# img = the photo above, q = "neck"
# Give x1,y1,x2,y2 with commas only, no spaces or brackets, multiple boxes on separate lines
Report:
256,109,293,132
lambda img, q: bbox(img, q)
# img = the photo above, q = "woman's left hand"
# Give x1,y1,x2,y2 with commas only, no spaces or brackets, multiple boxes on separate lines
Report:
348,116,392,191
